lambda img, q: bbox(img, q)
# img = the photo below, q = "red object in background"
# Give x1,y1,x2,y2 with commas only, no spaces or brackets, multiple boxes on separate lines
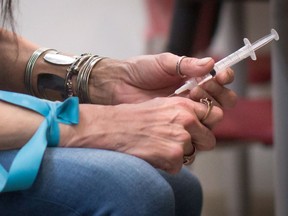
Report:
213,98,273,145
248,55,271,83
145,0,174,40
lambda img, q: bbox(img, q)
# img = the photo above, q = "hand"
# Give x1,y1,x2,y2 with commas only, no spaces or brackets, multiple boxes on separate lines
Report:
88,53,235,106
188,67,237,108
61,96,223,174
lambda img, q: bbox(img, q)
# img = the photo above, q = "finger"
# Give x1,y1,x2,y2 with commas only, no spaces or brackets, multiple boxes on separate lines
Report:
190,83,238,108
193,99,224,128
201,79,237,108
215,67,235,85
200,100,223,127
183,136,195,157
188,119,216,151
156,53,215,78
192,129,216,151
173,97,223,128
185,101,222,150
190,86,221,107
205,86,237,109
183,144,196,165
179,56,215,78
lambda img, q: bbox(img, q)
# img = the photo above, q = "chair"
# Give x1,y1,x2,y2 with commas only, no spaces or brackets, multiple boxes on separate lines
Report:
212,57,273,215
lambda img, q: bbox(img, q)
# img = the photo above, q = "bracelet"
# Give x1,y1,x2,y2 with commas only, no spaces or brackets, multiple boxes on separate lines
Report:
27,49,104,103
65,54,92,98
76,55,104,103
24,48,57,96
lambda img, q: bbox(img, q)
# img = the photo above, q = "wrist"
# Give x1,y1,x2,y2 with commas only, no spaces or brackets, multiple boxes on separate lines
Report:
58,104,114,149
88,58,129,105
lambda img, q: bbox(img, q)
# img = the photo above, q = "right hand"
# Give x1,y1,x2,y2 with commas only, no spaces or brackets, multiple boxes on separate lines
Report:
60,96,223,174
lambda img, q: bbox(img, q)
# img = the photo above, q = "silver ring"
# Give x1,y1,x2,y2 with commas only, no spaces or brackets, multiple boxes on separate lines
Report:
183,145,196,165
176,56,187,78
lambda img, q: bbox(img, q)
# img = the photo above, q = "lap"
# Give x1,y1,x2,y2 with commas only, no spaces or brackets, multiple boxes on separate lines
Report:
0,147,202,216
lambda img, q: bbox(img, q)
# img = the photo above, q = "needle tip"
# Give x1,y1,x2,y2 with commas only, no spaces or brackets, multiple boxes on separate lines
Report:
168,93,177,97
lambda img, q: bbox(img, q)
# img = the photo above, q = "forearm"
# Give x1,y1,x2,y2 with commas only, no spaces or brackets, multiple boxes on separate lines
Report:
0,28,127,103
0,100,43,150
0,28,38,93
0,98,81,151
0,28,74,101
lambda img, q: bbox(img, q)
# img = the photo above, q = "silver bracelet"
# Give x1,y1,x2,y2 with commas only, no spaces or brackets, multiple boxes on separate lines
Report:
77,55,104,103
26,49,103,103
65,54,92,98
24,48,57,96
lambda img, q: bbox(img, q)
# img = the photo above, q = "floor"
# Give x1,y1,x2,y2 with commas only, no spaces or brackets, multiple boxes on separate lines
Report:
191,145,274,216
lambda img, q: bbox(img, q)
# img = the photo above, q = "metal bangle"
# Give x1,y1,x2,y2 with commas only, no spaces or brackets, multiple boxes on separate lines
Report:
24,48,57,96
77,55,104,103
82,56,104,103
77,55,97,103
65,54,91,98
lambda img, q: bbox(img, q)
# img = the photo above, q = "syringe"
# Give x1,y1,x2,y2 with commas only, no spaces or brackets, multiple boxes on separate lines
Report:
173,28,279,95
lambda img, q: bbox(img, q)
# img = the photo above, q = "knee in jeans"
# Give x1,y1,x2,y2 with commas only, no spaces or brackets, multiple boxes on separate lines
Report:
106,156,176,215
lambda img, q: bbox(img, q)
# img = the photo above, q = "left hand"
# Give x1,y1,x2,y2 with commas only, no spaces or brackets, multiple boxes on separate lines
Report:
89,52,236,108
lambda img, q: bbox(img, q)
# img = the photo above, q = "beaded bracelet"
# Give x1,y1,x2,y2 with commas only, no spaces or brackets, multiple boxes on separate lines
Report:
65,54,91,97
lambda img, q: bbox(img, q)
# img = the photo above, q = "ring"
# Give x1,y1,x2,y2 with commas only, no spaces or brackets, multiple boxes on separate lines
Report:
200,98,213,121
176,56,187,78
183,145,197,165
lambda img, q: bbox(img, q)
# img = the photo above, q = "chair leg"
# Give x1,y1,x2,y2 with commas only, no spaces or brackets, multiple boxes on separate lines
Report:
222,146,251,216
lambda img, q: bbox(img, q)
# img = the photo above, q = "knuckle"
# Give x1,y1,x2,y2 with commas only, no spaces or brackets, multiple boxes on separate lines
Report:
185,115,198,126
165,148,184,174
169,128,191,143
178,131,191,142
169,144,184,161
157,52,175,64
170,98,197,123
174,97,190,107
180,114,199,129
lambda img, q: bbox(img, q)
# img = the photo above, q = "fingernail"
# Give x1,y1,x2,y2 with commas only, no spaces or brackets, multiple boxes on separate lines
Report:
196,57,212,66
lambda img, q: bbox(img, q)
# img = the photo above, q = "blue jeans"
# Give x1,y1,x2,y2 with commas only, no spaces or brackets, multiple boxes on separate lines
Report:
0,148,202,216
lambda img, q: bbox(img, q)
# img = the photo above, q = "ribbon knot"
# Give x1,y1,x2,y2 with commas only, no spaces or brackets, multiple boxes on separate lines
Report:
45,98,79,147
0,91,79,192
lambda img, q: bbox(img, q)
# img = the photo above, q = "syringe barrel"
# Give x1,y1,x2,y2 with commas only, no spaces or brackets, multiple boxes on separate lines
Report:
214,45,251,72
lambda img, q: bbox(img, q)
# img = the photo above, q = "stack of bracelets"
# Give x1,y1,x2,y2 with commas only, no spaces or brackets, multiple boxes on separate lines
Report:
24,48,105,103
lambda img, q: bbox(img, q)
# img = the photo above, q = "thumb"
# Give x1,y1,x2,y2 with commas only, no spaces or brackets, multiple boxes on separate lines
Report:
155,53,214,78
179,57,215,78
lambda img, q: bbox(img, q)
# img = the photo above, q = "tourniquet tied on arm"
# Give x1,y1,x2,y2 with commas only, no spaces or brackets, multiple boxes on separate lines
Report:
0,91,79,192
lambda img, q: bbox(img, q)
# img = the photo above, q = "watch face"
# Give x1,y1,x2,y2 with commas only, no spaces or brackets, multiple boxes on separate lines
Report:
44,53,77,65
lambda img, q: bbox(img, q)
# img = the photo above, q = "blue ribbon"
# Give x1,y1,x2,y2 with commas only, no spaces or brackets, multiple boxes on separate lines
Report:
0,91,79,192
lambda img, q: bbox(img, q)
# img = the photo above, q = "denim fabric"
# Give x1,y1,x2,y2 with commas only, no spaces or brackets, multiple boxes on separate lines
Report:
0,148,202,216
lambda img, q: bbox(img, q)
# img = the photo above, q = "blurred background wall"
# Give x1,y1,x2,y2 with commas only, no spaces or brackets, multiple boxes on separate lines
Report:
16,0,146,58
16,1,274,215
